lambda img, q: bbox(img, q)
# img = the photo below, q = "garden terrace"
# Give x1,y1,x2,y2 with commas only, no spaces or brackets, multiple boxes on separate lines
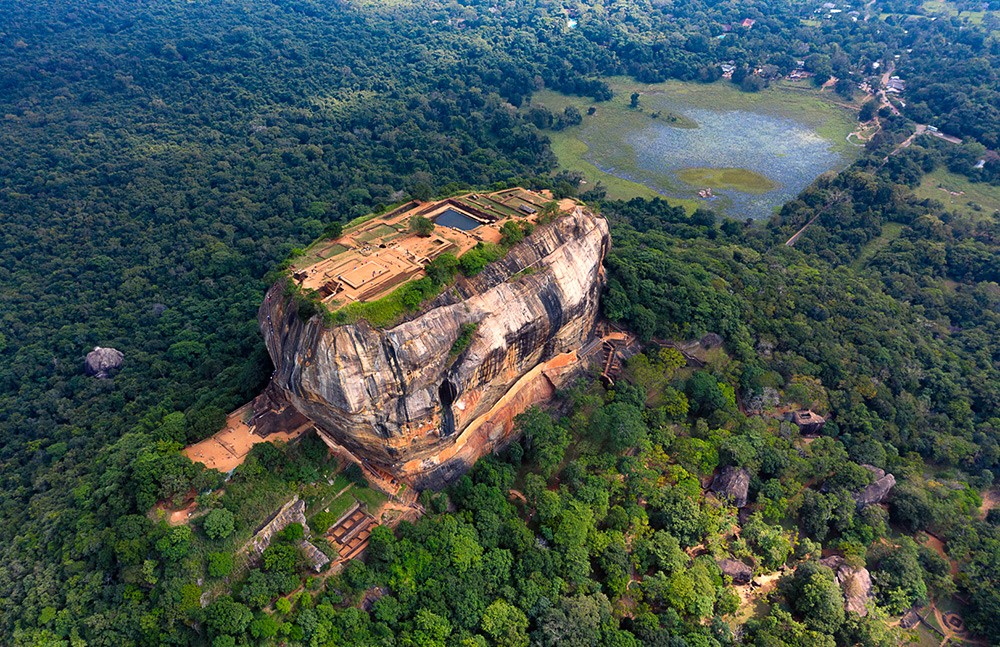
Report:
288,188,551,310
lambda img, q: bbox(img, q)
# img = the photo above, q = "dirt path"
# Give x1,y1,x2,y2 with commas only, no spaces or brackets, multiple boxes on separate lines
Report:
168,500,198,525
881,124,927,164
924,533,959,578
733,571,785,624
979,488,1000,519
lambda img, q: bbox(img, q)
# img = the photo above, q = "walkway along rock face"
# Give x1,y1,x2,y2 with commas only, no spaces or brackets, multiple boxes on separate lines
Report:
260,207,610,488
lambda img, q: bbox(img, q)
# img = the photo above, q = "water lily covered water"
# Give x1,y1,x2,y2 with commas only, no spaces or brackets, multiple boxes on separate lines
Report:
585,97,849,219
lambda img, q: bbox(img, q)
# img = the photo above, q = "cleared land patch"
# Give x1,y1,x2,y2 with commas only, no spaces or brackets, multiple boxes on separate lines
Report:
913,168,1000,222
183,403,312,473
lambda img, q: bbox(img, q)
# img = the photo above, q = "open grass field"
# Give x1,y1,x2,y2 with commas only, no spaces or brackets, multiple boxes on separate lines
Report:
921,0,986,24
352,486,389,510
304,477,389,522
533,77,859,218
914,168,1000,222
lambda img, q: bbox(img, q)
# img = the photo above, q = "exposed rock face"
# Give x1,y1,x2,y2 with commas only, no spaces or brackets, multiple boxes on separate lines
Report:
261,207,609,488
245,496,329,572
820,555,873,616
854,471,896,508
718,558,753,584
84,346,124,378
711,466,751,508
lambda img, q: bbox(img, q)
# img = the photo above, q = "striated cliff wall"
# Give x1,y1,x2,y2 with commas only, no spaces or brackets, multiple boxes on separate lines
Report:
260,206,609,487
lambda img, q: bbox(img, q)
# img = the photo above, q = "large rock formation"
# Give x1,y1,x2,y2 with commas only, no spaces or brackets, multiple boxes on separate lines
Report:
821,555,873,616
710,466,751,508
854,465,896,508
718,558,753,584
84,346,124,378
260,206,609,487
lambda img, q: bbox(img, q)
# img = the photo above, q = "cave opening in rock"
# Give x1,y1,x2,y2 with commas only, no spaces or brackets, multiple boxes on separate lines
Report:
439,379,458,436
439,380,457,406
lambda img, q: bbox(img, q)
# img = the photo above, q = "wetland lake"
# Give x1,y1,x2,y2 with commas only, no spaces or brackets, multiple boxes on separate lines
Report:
536,80,861,219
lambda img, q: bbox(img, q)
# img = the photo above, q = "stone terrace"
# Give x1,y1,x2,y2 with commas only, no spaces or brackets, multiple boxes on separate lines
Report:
288,189,551,309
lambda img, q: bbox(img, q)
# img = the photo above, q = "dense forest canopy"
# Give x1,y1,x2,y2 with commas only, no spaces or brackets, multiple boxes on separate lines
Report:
0,0,998,644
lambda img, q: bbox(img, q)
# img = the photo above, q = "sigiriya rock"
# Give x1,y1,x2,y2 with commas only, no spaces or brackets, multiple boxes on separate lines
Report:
259,189,610,487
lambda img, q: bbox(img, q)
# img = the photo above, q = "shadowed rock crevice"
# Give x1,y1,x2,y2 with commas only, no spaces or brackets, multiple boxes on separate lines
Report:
439,379,458,437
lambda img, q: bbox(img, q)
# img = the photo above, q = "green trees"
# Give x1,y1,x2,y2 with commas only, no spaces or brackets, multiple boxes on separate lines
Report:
783,562,845,634
743,514,792,570
517,408,570,478
687,371,735,417
869,539,928,614
834,78,855,100
590,402,647,451
324,221,344,239
859,99,878,122
203,508,235,540
206,596,254,638
0,0,996,640
208,552,235,578
450,323,479,359
155,525,192,562
499,221,526,247
410,215,436,237
481,599,529,647
425,253,459,285
458,243,505,277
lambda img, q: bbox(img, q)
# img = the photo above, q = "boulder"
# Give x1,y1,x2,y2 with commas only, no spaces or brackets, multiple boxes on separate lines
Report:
84,346,124,378
710,466,751,508
700,332,724,349
718,558,753,584
820,556,873,616
861,464,886,480
854,473,896,508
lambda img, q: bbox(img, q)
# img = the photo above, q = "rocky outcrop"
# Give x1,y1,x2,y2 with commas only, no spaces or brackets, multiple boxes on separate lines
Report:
245,496,330,572
84,346,124,378
711,466,751,508
821,555,873,616
247,497,307,558
854,467,896,508
718,558,753,584
260,207,609,488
